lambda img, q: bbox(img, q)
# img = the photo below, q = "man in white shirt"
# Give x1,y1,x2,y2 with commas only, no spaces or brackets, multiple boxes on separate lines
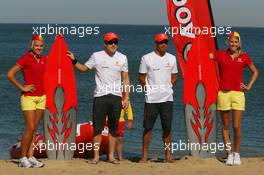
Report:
67,32,130,164
139,33,178,163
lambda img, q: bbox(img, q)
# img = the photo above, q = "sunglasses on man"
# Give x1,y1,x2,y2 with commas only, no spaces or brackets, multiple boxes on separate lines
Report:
105,39,119,45
157,40,169,45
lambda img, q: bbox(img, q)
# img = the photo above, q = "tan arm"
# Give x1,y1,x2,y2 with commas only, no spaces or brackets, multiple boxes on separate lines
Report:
121,71,130,109
67,51,89,72
6,64,35,92
241,63,259,90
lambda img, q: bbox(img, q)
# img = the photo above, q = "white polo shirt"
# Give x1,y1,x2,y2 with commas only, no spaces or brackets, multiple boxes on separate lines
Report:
85,50,128,97
139,51,178,103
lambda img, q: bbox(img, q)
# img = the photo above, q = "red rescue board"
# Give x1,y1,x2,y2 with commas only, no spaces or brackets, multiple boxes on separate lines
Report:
43,35,77,160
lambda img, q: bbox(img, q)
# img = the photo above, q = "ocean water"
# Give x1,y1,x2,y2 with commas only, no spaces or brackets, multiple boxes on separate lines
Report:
0,24,263,160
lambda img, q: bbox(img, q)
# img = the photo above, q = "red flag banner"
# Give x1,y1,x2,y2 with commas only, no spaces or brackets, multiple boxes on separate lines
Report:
166,0,220,157
166,0,217,77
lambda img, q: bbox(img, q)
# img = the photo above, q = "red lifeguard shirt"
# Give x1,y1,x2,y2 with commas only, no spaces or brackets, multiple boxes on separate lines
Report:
214,50,252,91
16,51,47,96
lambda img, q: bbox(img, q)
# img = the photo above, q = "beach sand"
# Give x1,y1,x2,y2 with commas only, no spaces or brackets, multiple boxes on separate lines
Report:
0,156,263,175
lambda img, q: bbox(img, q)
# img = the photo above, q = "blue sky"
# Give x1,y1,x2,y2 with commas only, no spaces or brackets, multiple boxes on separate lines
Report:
0,0,263,27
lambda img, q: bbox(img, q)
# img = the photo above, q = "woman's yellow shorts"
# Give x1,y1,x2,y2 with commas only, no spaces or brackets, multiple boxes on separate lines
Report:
217,91,245,111
20,95,46,111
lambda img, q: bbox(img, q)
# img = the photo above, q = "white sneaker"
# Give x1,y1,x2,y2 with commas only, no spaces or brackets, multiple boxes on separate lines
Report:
18,157,32,168
225,153,234,166
233,152,241,165
28,157,44,168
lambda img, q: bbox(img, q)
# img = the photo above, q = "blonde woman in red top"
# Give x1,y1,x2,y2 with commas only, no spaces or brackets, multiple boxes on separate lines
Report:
211,32,259,165
6,35,46,168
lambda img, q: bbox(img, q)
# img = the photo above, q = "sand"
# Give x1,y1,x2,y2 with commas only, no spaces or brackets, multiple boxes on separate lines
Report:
0,156,263,175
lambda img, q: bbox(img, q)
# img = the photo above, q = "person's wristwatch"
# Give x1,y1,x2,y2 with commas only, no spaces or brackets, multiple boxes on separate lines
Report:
72,59,78,65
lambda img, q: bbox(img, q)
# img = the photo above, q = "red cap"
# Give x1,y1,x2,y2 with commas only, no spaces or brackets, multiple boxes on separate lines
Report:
155,33,169,42
104,32,119,41
31,34,44,41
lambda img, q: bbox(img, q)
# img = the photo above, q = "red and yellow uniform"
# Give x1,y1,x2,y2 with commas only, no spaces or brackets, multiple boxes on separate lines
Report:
214,50,252,111
17,51,47,111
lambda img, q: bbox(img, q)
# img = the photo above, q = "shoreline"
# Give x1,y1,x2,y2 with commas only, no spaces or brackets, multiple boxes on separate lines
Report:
1,156,263,175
